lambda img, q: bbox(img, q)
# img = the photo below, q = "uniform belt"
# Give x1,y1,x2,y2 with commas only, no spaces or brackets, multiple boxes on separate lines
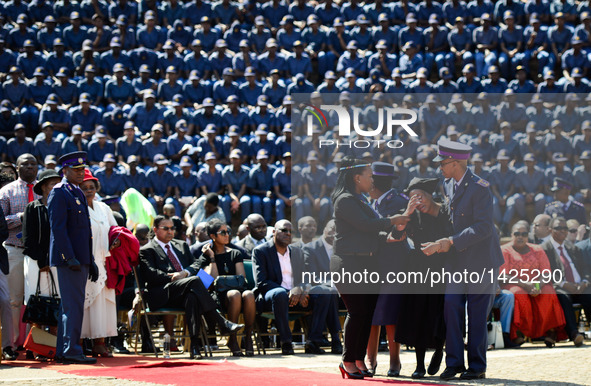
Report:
5,244,24,249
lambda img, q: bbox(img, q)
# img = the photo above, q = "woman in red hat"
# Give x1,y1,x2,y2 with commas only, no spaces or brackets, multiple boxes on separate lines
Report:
79,169,119,357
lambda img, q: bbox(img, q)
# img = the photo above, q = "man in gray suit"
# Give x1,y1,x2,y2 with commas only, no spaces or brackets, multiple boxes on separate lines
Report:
302,219,342,354
236,214,268,258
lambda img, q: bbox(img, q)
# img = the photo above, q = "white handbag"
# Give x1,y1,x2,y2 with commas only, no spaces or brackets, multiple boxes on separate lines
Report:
487,321,504,349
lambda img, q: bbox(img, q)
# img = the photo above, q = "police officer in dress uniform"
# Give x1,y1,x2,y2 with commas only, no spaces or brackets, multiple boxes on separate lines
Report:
544,178,587,225
422,140,504,381
49,151,99,364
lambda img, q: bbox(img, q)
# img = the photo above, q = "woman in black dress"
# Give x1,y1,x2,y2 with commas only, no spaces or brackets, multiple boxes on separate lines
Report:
199,219,255,357
330,157,409,379
393,178,450,379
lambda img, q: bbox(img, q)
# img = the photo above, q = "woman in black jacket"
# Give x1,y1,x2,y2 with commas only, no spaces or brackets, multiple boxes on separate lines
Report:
22,170,62,304
331,157,408,379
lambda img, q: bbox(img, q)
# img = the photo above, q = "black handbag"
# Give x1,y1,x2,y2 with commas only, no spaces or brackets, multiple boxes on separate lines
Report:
22,270,61,327
213,275,247,293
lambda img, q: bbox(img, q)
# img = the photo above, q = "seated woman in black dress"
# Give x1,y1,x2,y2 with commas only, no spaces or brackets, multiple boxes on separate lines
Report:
199,219,255,357
392,177,452,379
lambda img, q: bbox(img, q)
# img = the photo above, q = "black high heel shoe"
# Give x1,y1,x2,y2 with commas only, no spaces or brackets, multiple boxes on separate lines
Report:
428,349,443,375
339,363,364,379
412,367,426,379
387,365,401,377
369,362,378,375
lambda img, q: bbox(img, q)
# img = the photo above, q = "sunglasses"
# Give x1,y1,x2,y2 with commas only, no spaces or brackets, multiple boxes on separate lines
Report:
553,226,568,231
159,226,176,231
278,228,292,234
569,229,578,233
513,232,528,237
217,230,231,236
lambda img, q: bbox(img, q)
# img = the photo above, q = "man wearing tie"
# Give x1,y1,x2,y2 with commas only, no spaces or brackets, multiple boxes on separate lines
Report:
138,215,243,359
541,217,591,347
424,140,504,380
49,151,99,364
0,153,39,359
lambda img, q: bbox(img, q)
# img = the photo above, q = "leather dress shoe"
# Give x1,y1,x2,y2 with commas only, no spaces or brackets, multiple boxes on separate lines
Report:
281,342,295,355
440,366,466,380
62,355,97,364
573,333,585,347
2,347,19,360
460,369,486,380
190,344,203,360
331,342,343,355
304,341,325,354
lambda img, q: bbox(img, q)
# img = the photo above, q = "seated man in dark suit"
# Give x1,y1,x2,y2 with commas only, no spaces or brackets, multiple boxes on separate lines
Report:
236,213,268,258
302,219,342,354
252,219,334,355
541,217,591,347
138,215,243,359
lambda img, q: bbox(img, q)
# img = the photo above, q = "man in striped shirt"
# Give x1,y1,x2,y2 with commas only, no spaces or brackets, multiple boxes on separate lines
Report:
0,153,39,357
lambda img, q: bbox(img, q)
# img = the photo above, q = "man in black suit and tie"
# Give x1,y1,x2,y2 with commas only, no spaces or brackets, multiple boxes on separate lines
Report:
236,213,268,258
302,219,342,354
541,217,591,347
252,219,334,355
138,215,243,359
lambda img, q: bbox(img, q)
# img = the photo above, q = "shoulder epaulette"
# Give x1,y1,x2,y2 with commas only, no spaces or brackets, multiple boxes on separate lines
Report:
472,174,490,187
574,200,585,207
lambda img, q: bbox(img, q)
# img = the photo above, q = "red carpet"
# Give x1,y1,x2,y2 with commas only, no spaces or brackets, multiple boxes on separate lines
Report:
8,356,442,386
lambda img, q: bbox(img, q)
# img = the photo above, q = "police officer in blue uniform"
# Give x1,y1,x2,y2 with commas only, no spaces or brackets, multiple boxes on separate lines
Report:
424,140,504,381
49,151,99,364
544,178,588,225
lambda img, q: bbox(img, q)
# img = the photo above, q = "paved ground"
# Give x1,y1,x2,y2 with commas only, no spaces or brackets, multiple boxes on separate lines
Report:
1,341,590,385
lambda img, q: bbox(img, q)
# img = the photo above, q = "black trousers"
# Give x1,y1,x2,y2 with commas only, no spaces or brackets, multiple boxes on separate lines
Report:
339,293,378,362
163,276,218,340
555,288,591,337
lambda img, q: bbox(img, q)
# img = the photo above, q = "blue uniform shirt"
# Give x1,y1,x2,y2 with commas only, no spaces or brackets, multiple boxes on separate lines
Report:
142,139,169,160
198,165,224,193
175,170,200,196
87,139,115,163
146,168,176,195
222,164,251,192
94,168,126,195
116,137,143,160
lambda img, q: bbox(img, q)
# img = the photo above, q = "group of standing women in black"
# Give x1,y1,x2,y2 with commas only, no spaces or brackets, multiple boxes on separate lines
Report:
331,157,451,380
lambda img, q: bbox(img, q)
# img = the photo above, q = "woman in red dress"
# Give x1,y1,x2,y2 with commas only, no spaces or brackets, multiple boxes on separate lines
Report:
500,223,566,347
